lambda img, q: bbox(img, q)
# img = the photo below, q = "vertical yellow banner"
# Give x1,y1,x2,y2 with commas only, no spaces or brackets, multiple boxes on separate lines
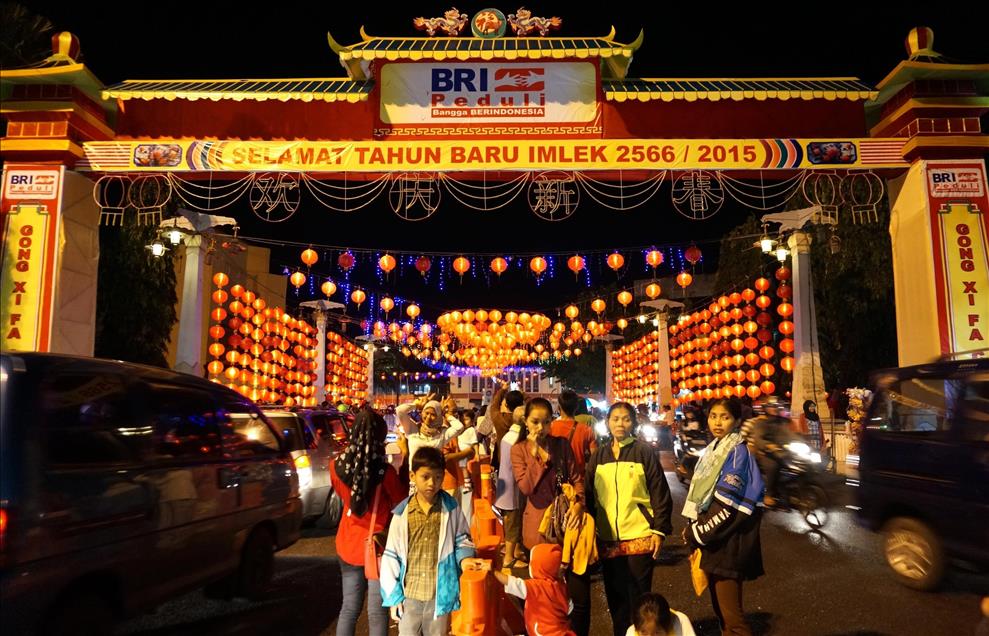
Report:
938,202,989,352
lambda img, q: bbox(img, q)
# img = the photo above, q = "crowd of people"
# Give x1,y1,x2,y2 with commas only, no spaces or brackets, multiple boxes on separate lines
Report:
330,386,774,636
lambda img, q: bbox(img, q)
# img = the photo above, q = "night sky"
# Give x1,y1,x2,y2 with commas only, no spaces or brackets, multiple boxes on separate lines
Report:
16,2,987,316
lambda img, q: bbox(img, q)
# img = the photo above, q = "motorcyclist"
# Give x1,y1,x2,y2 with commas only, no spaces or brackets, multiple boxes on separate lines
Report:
741,397,796,507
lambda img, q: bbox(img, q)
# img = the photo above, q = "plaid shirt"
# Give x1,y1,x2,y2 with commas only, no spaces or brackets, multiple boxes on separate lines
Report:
405,495,441,601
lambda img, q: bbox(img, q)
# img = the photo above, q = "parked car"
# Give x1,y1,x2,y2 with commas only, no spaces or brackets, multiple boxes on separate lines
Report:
0,353,303,635
296,409,354,527
259,410,334,524
856,355,989,590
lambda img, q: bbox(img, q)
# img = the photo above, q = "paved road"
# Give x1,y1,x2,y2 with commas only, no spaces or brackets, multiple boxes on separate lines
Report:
118,453,988,636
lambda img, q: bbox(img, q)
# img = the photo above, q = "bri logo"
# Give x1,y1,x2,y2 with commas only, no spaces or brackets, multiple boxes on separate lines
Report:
430,67,546,92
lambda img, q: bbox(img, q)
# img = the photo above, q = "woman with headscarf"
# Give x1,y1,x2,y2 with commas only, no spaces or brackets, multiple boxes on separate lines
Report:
682,398,765,636
330,407,407,636
799,400,825,451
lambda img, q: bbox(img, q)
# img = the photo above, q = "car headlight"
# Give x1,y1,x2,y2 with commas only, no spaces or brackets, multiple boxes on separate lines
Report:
785,442,820,463
594,421,609,437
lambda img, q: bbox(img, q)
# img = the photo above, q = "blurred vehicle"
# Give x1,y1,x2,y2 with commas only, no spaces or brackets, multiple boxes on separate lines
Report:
771,440,831,529
295,409,354,528
257,410,333,525
857,355,989,591
0,353,302,635
672,428,709,483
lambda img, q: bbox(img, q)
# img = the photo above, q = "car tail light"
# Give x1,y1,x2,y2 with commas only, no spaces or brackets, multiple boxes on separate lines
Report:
0,508,7,552
295,455,311,470
294,454,313,490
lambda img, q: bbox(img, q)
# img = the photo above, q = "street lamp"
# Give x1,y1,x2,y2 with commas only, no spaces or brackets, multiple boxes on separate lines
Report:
776,245,790,262
146,239,167,257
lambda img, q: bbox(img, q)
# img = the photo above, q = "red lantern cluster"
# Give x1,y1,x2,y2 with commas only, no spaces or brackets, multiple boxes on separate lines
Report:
325,332,369,405
666,272,793,407
612,331,661,404
207,272,320,407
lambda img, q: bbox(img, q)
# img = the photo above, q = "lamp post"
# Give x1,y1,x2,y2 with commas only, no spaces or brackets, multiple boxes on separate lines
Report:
593,333,624,404
301,299,346,405
355,334,389,406
641,299,685,408
164,210,236,376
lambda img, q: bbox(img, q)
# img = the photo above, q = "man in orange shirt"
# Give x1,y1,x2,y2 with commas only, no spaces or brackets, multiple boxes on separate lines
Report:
551,390,597,477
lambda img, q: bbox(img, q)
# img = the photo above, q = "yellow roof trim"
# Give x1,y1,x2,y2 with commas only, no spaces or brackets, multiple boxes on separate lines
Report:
0,138,84,157
604,89,876,102
101,89,370,103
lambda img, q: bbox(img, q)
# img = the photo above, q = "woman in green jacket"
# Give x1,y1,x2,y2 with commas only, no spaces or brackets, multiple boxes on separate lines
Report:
586,402,674,636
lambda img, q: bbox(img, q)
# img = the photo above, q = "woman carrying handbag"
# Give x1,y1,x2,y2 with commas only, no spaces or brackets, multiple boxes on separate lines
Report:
330,408,407,636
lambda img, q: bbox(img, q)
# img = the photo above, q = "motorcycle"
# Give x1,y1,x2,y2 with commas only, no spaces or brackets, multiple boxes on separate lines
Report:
673,428,710,483
769,441,832,529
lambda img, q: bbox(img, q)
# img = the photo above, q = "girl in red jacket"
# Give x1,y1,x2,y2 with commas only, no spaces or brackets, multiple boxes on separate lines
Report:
330,408,407,636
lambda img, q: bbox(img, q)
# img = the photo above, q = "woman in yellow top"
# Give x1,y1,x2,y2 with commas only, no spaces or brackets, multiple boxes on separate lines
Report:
586,402,674,636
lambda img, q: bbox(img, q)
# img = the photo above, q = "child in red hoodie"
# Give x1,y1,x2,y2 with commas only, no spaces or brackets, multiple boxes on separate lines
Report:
494,543,574,636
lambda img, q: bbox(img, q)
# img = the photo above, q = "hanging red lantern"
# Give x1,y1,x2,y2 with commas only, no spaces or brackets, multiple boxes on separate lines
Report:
565,305,579,320
741,288,756,303
617,317,629,330
412,255,431,276
209,325,225,340
779,338,795,353
351,289,366,308
781,356,795,372
754,277,771,292
607,252,625,272
530,256,547,275
301,248,318,267
212,289,229,305
676,271,693,288
779,320,795,335
229,284,244,298
290,272,306,288
777,303,794,317
775,266,791,281
684,244,703,266
646,282,662,299
337,252,355,271
759,363,776,377
379,254,396,274
646,249,664,269
591,298,606,314
453,256,471,278
490,257,508,276
617,291,633,307
760,380,776,395
380,296,395,314
321,280,337,297
212,272,230,288
755,295,772,309
759,345,775,360
777,284,792,300
406,304,420,319
567,255,585,276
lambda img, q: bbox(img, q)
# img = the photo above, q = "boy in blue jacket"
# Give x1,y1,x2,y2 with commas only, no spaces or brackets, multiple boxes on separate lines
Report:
381,446,480,635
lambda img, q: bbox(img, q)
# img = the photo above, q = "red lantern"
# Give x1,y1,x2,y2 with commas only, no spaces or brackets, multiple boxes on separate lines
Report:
777,303,794,318
379,296,395,314
777,284,792,300
490,257,508,276
755,295,772,309
760,380,776,395
741,288,756,303
781,356,795,372
676,272,693,288
747,384,762,399
453,256,471,278
591,298,606,314
290,272,306,288
351,289,366,308
229,284,244,298
321,280,337,297
567,255,586,275
754,277,770,292
379,254,396,274
759,345,775,360
775,267,791,281
646,283,662,299
745,353,760,367
607,252,625,272
779,338,795,353
337,252,355,271
212,272,230,288
734,385,747,398
779,320,795,335
212,289,228,305
760,363,776,377
617,291,633,307
412,255,431,276
645,249,664,269
301,248,319,267
684,244,702,266
530,256,547,276
729,292,742,306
